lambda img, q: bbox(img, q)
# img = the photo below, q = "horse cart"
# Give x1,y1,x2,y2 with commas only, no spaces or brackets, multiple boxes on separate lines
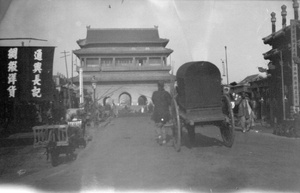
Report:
33,109,86,166
170,61,235,152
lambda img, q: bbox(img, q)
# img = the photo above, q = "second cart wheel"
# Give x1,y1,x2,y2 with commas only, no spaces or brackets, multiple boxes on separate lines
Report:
220,94,235,147
171,97,181,152
186,124,195,148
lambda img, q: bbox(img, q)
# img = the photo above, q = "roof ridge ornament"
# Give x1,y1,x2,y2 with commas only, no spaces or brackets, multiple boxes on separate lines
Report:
271,12,276,33
293,0,299,20
281,5,287,28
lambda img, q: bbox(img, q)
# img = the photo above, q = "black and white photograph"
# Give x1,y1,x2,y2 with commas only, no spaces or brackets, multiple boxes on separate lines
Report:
0,0,299,192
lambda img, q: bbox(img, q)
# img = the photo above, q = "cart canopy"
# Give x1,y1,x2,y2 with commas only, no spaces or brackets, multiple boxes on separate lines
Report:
176,61,222,110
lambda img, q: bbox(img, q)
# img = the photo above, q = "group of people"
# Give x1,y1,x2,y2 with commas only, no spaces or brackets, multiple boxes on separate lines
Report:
35,103,66,126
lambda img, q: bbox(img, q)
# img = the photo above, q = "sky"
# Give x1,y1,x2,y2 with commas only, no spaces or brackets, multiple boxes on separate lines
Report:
0,0,294,83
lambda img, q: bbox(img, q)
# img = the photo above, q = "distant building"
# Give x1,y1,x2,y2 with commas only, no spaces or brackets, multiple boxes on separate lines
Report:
231,74,269,120
262,1,300,122
232,74,267,94
73,27,173,109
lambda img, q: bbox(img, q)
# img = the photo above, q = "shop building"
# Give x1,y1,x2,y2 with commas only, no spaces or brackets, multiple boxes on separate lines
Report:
262,0,300,123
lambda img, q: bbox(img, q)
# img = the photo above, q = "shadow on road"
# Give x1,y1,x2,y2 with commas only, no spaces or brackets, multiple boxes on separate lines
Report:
51,153,78,167
0,138,33,147
181,131,223,149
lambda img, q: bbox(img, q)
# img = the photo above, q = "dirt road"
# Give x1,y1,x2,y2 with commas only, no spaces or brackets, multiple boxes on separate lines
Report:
2,116,300,192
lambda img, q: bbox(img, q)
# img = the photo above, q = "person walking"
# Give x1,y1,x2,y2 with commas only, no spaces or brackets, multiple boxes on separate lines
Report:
237,92,253,132
112,101,118,118
151,81,172,145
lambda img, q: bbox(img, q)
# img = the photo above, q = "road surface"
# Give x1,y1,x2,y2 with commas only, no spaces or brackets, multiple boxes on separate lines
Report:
3,115,300,192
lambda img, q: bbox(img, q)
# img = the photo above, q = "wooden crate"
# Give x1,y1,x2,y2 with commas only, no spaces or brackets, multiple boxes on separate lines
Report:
32,125,69,148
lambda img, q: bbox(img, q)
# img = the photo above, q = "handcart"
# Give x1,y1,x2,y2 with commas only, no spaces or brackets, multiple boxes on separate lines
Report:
170,61,235,152
33,116,86,166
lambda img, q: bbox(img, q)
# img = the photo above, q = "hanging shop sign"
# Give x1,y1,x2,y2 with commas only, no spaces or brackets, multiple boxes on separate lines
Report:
291,20,300,112
0,47,55,102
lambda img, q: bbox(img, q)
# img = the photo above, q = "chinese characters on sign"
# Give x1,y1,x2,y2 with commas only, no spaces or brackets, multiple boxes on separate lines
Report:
32,49,43,98
291,20,300,111
0,47,55,102
7,48,18,98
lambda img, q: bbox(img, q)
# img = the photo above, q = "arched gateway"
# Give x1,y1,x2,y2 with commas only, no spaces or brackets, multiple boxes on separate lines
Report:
138,95,147,106
119,92,131,107
73,27,173,110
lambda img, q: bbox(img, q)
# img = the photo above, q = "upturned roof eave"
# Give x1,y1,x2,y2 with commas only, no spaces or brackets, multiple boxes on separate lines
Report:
262,25,290,45
262,48,281,60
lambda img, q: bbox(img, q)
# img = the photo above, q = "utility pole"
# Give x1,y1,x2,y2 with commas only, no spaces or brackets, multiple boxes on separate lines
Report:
70,51,77,86
79,67,84,105
61,51,71,108
225,46,229,85
61,51,70,79
280,51,286,120
221,59,225,77
71,51,73,85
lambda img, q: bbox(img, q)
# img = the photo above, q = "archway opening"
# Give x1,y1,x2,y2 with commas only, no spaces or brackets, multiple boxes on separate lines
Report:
119,92,131,107
138,95,147,106
103,97,112,106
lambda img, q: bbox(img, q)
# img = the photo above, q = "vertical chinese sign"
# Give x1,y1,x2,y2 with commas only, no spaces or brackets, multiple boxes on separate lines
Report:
291,20,300,113
0,47,55,102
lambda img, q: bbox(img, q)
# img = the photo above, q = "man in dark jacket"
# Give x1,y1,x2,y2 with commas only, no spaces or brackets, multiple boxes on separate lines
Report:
151,81,172,145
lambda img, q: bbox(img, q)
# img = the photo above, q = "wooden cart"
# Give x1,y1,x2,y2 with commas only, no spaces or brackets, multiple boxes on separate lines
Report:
170,61,235,151
32,119,86,166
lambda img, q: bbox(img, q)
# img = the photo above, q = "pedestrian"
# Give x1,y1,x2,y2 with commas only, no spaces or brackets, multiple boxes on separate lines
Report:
46,106,53,125
237,92,253,132
151,81,172,145
112,102,118,118
293,111,300,137
148,102,154,113
78,103,87,136
36,110,42,125
270,97,278,127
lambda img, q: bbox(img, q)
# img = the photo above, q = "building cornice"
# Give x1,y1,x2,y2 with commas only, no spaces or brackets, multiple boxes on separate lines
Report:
73,47,173,56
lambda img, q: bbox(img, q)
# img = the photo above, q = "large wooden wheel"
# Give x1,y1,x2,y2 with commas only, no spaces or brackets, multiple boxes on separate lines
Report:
220,94,235,147
48,130,60,166
171,97,181,152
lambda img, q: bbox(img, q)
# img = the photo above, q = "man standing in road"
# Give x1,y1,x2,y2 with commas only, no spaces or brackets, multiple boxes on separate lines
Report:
151,81,172,145
237,92,253,132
